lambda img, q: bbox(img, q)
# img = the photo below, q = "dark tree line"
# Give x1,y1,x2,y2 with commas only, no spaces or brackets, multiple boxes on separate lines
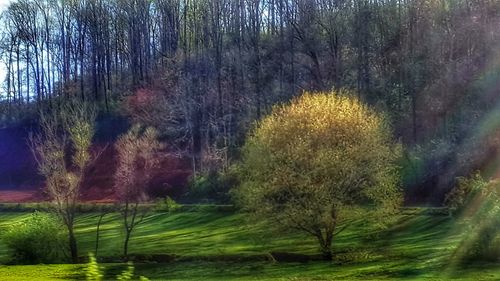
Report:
0,0,498,200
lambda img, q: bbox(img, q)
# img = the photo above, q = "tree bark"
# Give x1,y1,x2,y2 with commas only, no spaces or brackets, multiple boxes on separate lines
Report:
68,225,79,263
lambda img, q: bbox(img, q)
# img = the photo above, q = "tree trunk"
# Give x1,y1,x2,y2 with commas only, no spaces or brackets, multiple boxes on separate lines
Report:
68,226,79,263
123,229,131,260
317,230,334,261
95,213,107,258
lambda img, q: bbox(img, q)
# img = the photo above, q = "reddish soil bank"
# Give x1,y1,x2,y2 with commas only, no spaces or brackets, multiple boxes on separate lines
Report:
0,123,191,203
0,190,44,203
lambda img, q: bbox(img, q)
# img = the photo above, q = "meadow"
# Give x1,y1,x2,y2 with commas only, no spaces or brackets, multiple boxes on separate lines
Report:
0,208,498,280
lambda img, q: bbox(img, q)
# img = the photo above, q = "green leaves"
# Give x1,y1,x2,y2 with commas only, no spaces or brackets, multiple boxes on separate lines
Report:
3,211,67,264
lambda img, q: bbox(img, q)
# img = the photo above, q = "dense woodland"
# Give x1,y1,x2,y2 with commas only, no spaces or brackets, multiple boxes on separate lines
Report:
0,0,498,204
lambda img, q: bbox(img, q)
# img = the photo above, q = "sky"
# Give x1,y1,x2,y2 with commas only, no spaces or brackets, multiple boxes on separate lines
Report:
0,0,10,10
0,0,11,97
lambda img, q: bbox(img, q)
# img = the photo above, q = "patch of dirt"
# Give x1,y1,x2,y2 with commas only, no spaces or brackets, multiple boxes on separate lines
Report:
0,116,192,203
0,190,45,203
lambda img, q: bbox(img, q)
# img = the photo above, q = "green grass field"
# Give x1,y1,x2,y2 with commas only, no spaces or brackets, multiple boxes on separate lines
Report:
0,209,498,280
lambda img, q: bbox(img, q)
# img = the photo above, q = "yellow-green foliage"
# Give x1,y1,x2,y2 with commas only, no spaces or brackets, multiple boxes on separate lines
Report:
116,263,134,281
69,120,94,170
235,91,402,257
3,212,67,264
85,254,150,281
445,172,488,215
85,253,103,281
62,101,96,171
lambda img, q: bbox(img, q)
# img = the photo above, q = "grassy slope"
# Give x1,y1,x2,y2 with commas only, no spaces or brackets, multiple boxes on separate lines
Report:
0,210,498,280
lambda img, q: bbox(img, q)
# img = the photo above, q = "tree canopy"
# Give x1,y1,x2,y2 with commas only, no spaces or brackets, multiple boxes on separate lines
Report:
235,91,402,259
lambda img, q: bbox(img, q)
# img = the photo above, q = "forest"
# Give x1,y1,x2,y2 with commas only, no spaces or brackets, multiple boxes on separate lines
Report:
0,0,498,280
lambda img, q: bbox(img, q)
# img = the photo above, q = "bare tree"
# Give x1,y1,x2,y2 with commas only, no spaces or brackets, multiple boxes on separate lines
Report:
114,125,164,259
30,100,96,263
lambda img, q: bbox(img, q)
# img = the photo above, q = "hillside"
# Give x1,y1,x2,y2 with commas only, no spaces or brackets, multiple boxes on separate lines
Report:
0,117,191,203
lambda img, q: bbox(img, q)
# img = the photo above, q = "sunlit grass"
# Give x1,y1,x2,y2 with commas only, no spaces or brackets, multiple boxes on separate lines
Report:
0,209,498,280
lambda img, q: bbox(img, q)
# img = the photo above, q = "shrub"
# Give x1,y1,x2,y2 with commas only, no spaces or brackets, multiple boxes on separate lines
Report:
153,196,181,212
188,167,239,203
3,211,67,264
164,196,181,211
445,172,487,216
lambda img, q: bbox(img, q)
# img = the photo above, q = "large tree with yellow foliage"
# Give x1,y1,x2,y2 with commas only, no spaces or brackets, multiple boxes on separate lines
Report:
235,91,402,259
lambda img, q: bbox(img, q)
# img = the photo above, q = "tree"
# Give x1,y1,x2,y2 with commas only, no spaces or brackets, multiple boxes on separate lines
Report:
235,91,402,260
114,125,163,259
1,0,498,203
30,100,96,263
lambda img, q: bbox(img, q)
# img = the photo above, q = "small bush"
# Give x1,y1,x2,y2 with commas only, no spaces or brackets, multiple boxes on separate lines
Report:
188,173,218,201
153,196,181,212
3,211,67,264
187,168,239,203
445,172,487,216
164,196,181,211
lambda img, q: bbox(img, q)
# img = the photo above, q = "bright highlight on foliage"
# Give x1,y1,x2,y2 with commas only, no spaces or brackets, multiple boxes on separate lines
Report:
236,91,403,259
